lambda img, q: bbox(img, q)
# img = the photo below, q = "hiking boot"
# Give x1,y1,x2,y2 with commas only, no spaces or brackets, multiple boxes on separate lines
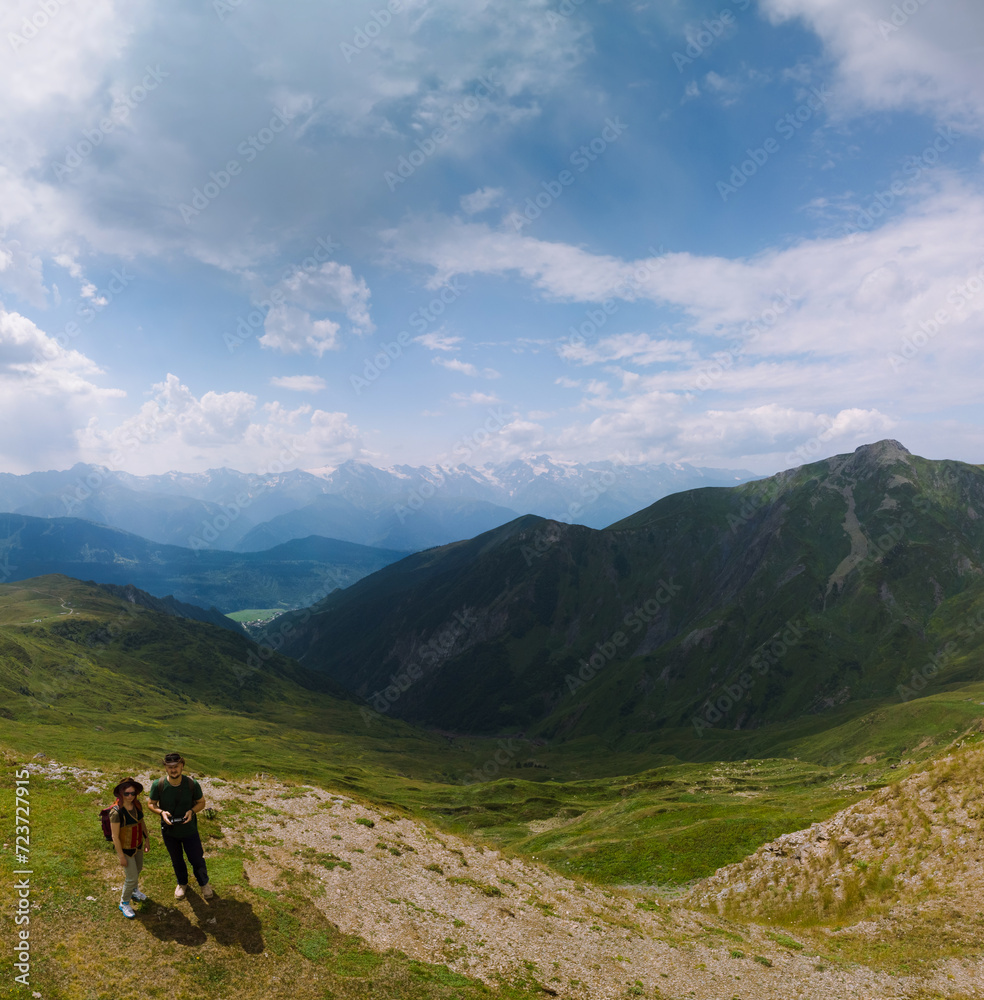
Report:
119,901,136,919
131,889,148,901
202,883,214,899
175,884,186,899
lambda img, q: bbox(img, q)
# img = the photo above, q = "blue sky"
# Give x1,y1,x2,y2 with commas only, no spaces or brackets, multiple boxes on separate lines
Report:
1,0,982,477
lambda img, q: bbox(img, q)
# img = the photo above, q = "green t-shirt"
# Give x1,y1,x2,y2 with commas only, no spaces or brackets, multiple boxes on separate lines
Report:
150,775,203,839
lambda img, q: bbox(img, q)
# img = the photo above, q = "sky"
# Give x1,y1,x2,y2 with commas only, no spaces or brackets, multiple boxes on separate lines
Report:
1,0,982,478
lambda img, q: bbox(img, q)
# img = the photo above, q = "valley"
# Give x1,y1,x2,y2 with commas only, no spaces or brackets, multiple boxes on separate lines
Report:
2,441,984,998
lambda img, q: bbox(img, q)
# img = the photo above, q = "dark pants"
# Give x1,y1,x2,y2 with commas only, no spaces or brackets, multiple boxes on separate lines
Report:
161,829,209,886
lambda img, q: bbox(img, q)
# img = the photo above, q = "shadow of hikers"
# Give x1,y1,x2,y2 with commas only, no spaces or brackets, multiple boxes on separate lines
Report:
187,888,265,953
141,901,208,946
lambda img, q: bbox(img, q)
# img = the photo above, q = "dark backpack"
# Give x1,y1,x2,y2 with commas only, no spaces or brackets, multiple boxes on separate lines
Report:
99,800,145,845
99,799,120,841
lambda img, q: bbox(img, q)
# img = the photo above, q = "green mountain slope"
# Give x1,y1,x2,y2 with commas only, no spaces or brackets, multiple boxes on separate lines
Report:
268,441,984,745
0,514,406,612
4,571,983,900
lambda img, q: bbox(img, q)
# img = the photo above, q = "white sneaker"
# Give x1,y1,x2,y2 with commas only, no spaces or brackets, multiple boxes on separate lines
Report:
119,901,136,919
131,889,148,901
174,884,186,899
202,883,214,899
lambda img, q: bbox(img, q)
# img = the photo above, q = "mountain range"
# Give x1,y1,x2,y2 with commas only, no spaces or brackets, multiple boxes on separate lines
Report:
266,440,984,747
0,514,405,613
0,457,758,552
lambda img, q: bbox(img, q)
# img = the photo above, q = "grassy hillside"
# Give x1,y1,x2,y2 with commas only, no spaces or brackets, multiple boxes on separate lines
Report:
0,756,553,1000
4,574,984,997
3,573,982,893
266,441,984,748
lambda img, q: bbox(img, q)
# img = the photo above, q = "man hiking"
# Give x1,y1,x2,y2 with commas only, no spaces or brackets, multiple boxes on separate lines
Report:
148,752,213,899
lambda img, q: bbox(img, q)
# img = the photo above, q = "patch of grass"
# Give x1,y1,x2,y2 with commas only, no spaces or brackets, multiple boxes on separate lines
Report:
767,931,805,950
446,876,503,897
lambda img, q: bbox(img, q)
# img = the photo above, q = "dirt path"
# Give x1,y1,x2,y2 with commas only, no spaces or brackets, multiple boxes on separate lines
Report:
203,778,965,1000
25,757,984,999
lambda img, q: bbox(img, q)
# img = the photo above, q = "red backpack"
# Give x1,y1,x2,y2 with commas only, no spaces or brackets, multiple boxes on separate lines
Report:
99,800,145,846
99,799,120,841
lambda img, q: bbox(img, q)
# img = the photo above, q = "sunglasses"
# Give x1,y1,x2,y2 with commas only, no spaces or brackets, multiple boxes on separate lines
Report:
122,791,137,796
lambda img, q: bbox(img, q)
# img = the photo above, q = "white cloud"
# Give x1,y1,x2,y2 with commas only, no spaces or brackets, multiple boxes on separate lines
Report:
0,0,593,291
460,186,504,214
0,305,124,471
387,184,984,403
450,391,501,405
270,375,326,392
760,0,984,130
415,331,462,350
260,306,341,356
559,333,696,366
703,71,742,105
433,356,500,378
0,240,48,307
78,373,364,474
258,261,373,356
276,261,373,335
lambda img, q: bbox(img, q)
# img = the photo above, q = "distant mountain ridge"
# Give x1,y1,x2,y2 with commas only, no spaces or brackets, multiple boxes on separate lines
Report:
0,514,405,612
266,441,984,743
0,458,759,552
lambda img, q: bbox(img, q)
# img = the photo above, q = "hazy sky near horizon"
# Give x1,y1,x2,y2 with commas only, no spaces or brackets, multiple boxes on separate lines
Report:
1,0,982,477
